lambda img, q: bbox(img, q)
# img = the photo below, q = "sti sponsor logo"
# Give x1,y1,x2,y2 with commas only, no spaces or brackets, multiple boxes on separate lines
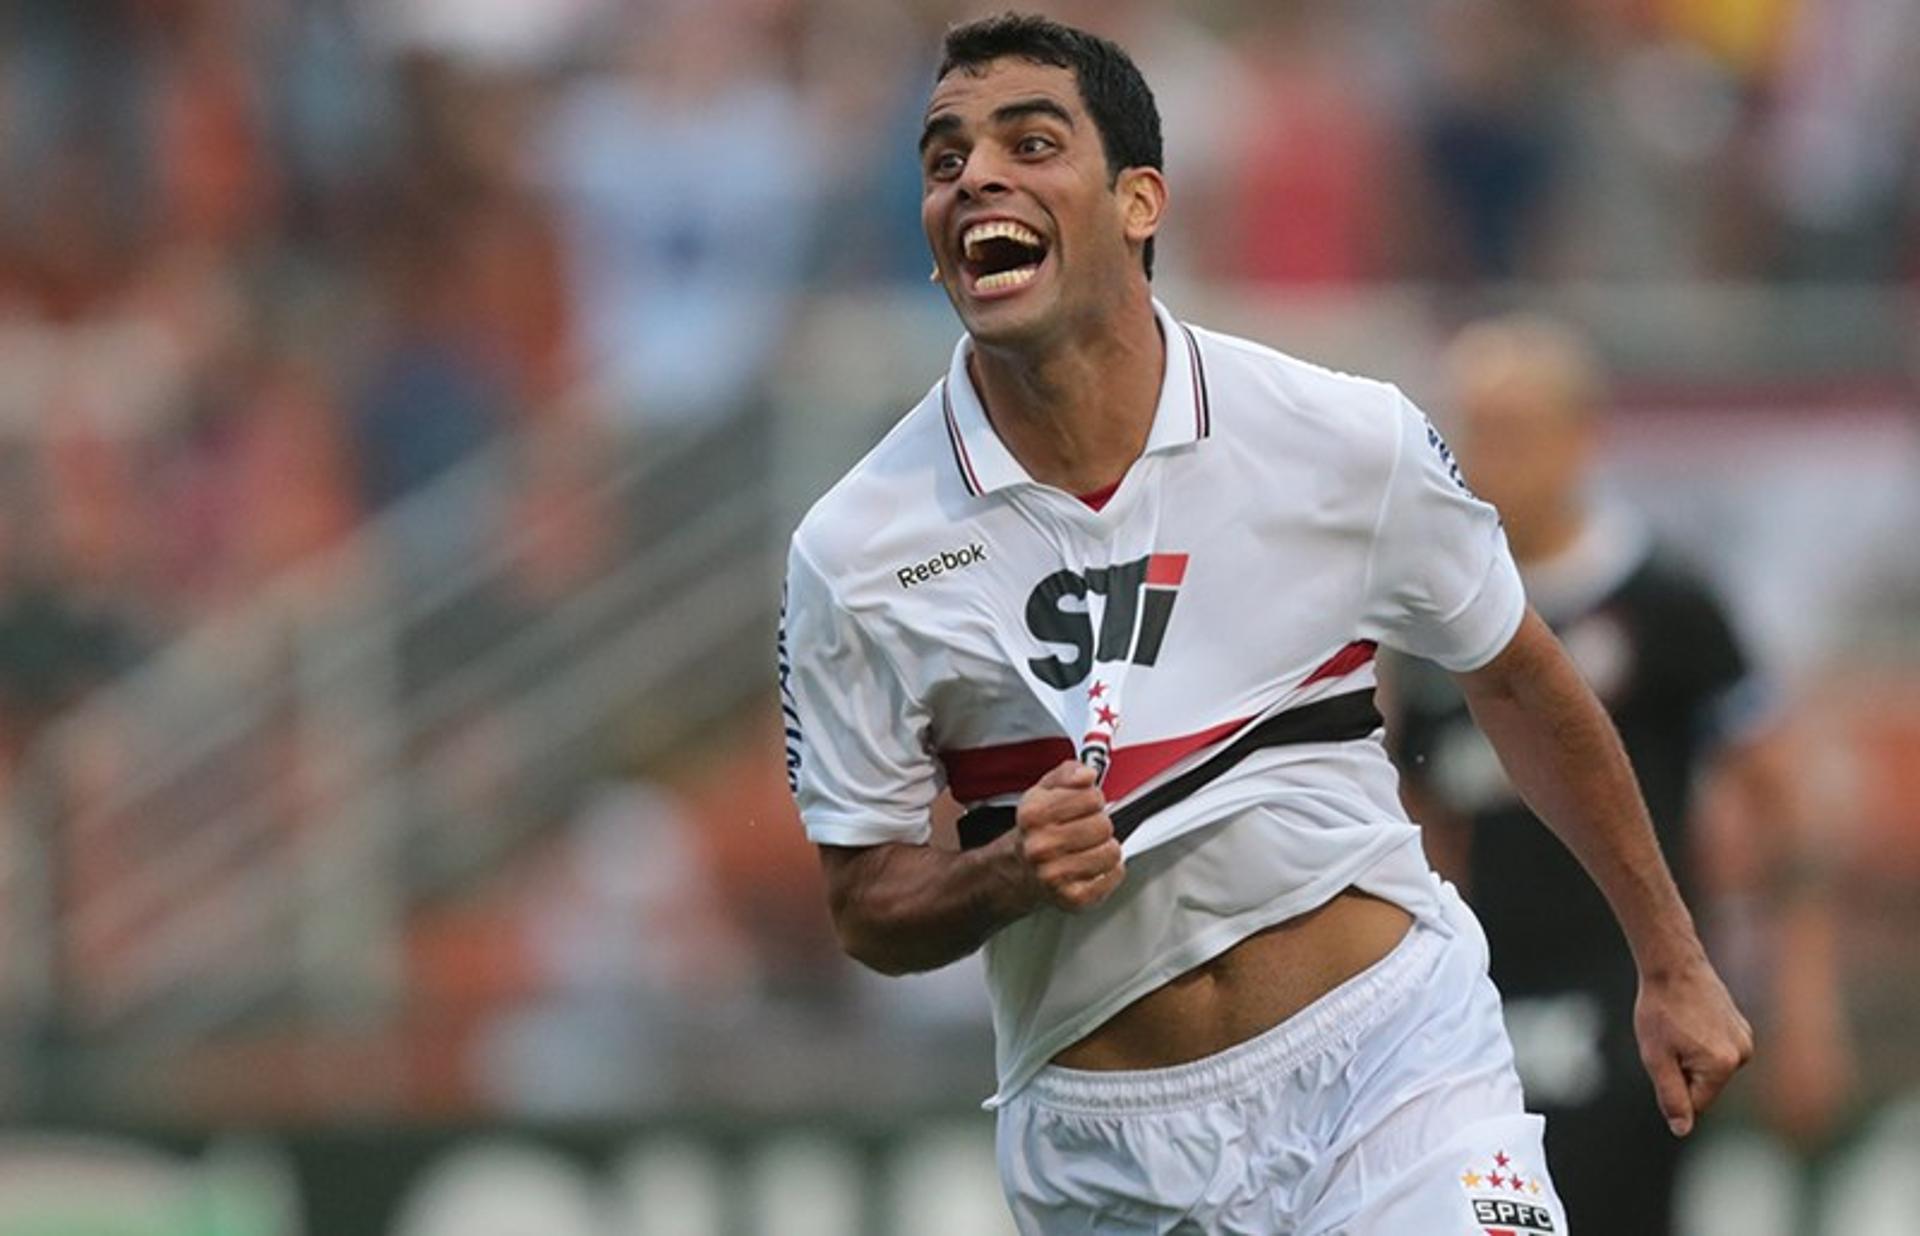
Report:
1026,553,1188,690
896,542,988,589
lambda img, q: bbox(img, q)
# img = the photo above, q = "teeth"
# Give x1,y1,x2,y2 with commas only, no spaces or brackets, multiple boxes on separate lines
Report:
963,220,1043,258
974,265,1040,292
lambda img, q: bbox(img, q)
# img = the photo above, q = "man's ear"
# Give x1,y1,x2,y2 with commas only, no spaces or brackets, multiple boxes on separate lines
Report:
1117,166,1168,246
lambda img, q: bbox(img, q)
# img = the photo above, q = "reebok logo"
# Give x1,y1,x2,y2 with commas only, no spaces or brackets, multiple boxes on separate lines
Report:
896,542,988,589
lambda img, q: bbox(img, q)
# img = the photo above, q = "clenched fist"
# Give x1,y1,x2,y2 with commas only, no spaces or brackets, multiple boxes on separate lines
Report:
1014,760,1125,911
1635,953,1756,1137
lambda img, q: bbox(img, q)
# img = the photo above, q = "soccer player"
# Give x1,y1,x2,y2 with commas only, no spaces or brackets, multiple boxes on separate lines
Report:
1388,315,1851,1234
777,14,1751,1232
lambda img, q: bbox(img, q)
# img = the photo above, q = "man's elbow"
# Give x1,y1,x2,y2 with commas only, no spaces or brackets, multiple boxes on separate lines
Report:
818,841,980,976
828,890,923,976
832,892,977,976
841,937,922,977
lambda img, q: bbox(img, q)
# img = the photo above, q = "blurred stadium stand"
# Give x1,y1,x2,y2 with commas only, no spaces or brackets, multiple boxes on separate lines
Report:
0,0,1915,1233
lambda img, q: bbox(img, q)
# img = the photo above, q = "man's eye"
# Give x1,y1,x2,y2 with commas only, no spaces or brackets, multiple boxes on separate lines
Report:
1017,135,1055,155
929,151,964,178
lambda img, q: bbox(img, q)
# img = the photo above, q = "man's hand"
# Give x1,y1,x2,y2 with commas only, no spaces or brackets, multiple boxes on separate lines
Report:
1015,760,1125,911
1634,954,1755,1137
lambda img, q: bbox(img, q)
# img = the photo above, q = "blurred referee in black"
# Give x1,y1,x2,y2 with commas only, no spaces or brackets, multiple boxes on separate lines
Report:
1386,314,1852,1235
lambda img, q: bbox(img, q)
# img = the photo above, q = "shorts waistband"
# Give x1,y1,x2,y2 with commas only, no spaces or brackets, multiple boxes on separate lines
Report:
1022,918,1445,1116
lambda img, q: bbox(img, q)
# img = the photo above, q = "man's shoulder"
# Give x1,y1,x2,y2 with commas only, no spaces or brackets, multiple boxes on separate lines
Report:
791,380,956,582
1185,319,1403,435
1181,318,1408,477
1188,320,1396,398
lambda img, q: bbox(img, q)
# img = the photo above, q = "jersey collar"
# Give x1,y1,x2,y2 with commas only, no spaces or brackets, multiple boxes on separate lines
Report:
940,298,1212,498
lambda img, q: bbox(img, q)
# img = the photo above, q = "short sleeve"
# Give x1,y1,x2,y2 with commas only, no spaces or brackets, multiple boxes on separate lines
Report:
780,538,938,847
1358,392,1526,672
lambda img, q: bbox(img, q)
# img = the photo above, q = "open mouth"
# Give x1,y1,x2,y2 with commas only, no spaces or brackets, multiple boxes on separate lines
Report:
961,220,1049,294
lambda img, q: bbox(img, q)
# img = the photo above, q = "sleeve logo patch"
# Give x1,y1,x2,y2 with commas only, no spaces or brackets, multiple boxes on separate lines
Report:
776,583,803,793
1425,417,1478,498
1459,1149,1556,1234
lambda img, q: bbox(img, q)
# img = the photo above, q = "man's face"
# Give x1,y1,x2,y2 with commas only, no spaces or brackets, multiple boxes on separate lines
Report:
1451,377,1593,542
919,58,1150,345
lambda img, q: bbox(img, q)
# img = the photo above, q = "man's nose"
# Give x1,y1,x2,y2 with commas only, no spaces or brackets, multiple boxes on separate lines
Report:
957,150,1013,199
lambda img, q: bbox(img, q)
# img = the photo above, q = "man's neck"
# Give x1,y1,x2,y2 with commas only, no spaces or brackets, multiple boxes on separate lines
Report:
967,293,1164,494
1517,501,1651,624
1508,505,1588,568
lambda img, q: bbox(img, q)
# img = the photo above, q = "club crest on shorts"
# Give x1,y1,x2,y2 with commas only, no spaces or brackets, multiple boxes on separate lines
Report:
1458,1149,1556,1234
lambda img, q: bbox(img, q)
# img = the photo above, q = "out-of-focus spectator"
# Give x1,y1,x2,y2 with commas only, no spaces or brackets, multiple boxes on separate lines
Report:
0,0,1907,1140
793,0,939,287
1387,315,1854,1234
1412,0,1563,280
352,203,508,516
1216,4,1397,284
1660,0,1799,79
471,778,762,1115
222,351,361,588
148,5,281,251
1547,2,1763,280
1763,0,1920,279
542,0,819,429
0,472,138,766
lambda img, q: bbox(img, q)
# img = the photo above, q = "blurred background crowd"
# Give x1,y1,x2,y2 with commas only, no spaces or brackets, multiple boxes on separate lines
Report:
0,0,1914,725
0,1,1915,1233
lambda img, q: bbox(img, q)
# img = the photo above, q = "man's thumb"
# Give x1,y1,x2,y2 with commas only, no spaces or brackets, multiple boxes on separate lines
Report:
1651,1055,1695,1137
1038,759,1095,789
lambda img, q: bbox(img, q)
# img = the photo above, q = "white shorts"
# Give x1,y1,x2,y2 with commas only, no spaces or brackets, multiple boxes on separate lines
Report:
995,887,1568,1235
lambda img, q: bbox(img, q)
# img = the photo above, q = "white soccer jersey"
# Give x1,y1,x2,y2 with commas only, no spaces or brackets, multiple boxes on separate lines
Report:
780,300,1526,1100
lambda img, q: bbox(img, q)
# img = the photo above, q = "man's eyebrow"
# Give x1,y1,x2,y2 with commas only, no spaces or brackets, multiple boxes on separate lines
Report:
991,97,1075,130
918,97,1076,154
918,111,962,155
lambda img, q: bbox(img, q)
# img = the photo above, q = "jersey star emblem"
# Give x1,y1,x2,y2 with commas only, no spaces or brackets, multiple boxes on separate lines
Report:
1487,1172,1505,1190
1096,704,1119,727
1087,681,1108,700
1460,1170,1483,1189
1494,1151,1510,1168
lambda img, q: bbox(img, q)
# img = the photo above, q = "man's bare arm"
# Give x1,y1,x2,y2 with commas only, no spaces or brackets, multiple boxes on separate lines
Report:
1456,607,1753,1135
819,761,1124,976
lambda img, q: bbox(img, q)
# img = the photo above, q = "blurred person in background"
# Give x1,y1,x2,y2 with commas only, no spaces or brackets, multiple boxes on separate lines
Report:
0,456,140,772
1761,0,1920,280
473,777,764,1116
1387,314,1854,1235
1217,2,1400,285
1411,0,1561,281
541,0,819,430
